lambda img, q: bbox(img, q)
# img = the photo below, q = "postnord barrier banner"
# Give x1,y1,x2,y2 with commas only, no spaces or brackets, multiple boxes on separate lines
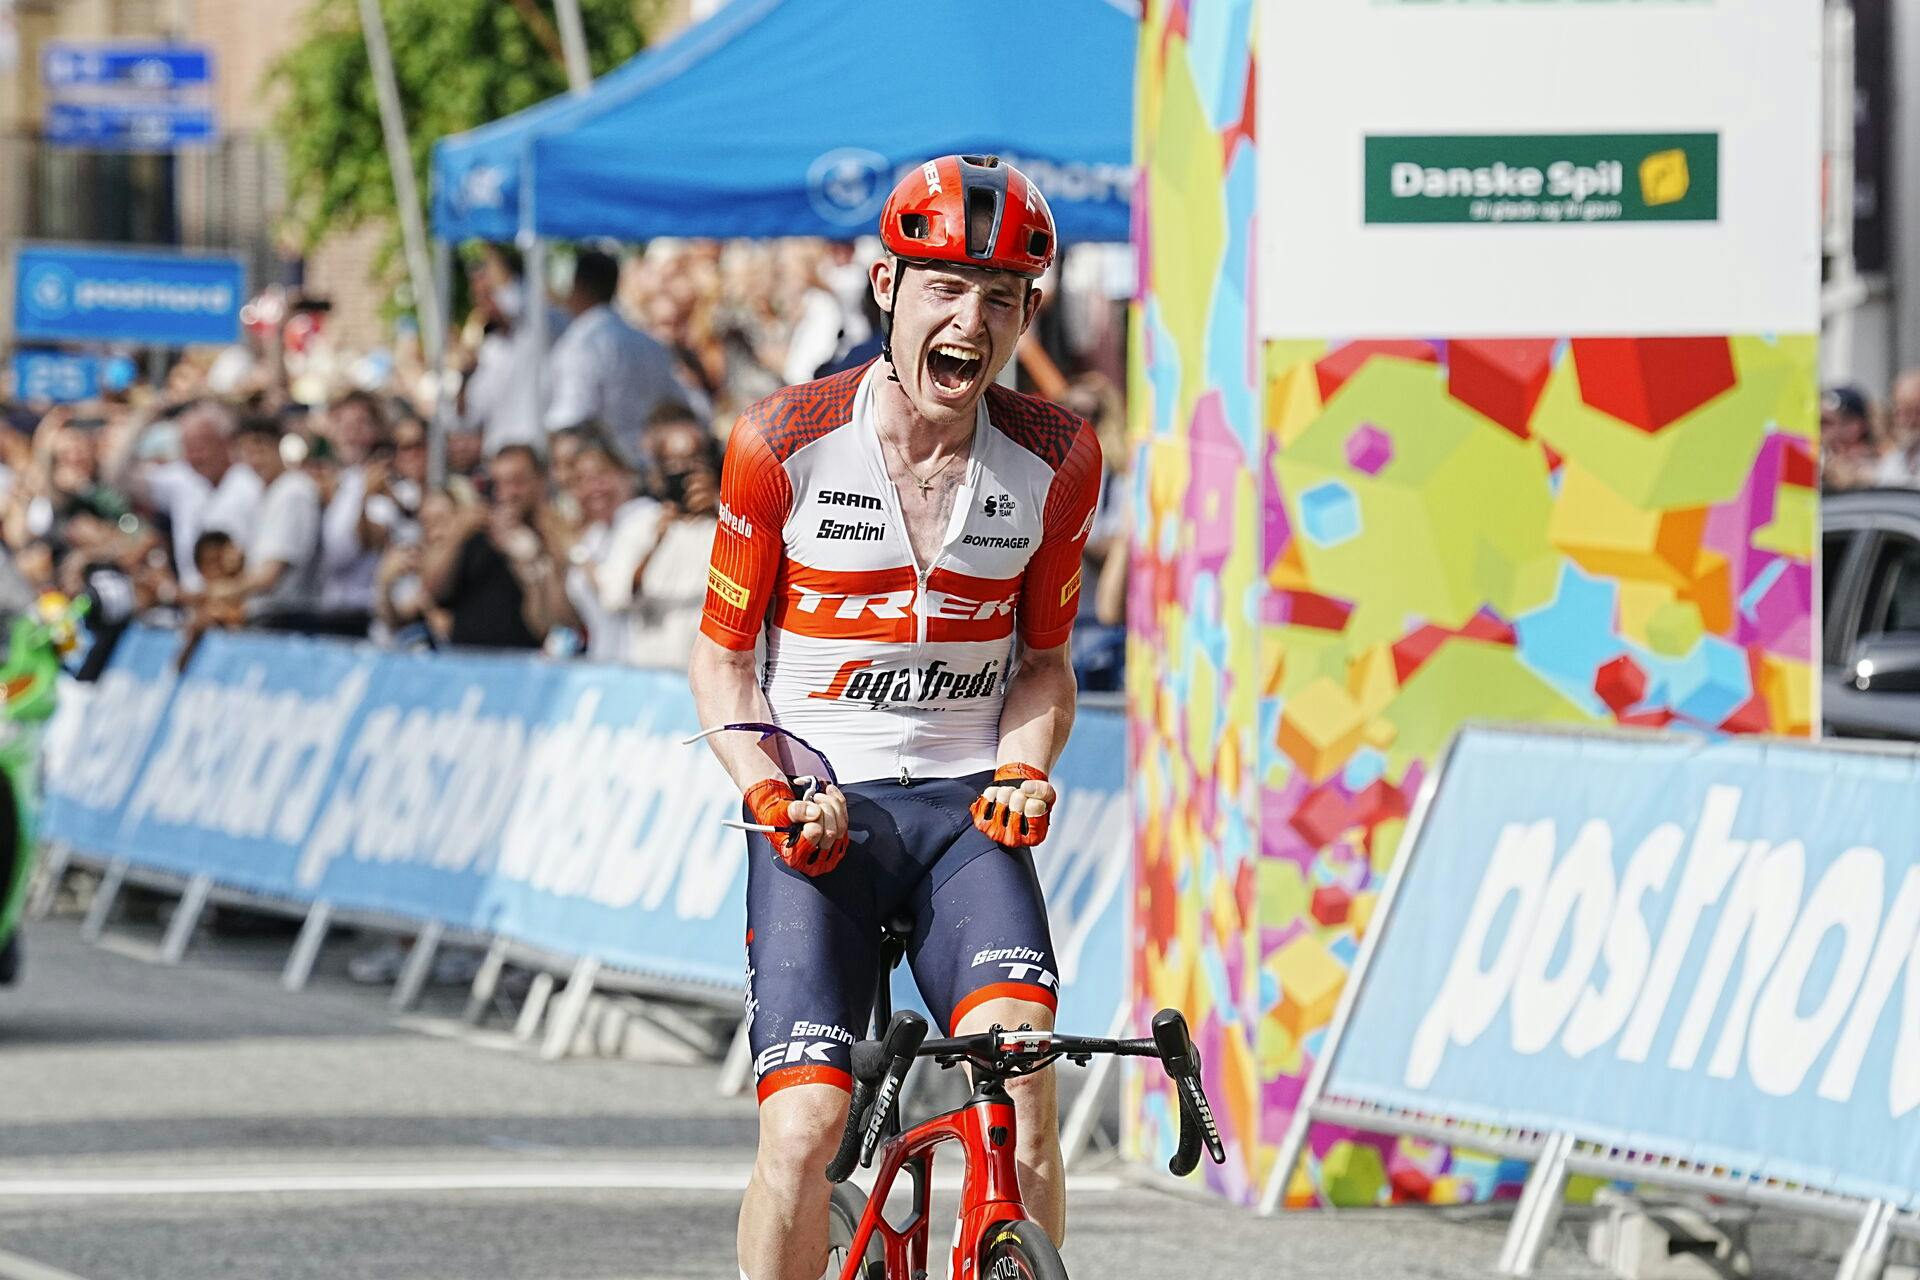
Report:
40,628,1129,1029
1324,727,1920,1210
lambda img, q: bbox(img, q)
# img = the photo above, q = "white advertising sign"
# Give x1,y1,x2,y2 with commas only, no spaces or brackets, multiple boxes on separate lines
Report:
1256,0,1822,338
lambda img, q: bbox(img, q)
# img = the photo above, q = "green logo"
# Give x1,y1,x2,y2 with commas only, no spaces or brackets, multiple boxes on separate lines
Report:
1364,133,1719,225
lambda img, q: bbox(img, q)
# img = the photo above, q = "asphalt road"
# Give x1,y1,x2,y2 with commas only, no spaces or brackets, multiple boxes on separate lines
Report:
0,911,1859,1280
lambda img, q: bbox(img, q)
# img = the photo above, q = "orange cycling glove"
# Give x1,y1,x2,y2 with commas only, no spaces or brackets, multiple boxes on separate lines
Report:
743,777,847,876
969,763,1054,848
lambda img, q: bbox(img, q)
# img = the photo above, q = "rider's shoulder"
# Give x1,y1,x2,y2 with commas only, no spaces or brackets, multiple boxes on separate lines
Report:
982,383,1090,471
730,361,872,463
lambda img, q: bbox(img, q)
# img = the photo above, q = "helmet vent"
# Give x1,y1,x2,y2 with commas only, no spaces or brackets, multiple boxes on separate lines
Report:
1027,229,1052,261
966,187,1000,256
960,154,999,168
899,213,930,240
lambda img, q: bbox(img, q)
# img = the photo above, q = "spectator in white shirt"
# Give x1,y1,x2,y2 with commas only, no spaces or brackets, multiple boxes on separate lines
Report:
119,400,262,591
460,243,569,456
559,429,651,663
224,418,325,627
545,250,700,466
591,410,720,669
315,391,398,630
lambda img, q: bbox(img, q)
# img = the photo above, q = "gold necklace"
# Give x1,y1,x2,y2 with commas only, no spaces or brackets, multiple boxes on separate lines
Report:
884,429,967,495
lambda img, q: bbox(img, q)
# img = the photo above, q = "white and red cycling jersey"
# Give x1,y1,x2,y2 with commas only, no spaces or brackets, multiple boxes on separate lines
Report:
699,361,1102,785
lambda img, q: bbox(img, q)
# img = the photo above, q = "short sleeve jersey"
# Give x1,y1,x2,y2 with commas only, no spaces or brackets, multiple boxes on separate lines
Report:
700,362,1101,785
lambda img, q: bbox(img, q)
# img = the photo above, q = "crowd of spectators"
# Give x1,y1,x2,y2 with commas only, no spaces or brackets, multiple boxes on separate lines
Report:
0,238,1133,690
1820,372,1920,492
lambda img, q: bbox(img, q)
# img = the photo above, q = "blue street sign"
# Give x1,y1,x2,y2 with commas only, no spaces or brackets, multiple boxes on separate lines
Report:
12,351,101,404
41,43,212,91
14,245,244,347
44,101,215,151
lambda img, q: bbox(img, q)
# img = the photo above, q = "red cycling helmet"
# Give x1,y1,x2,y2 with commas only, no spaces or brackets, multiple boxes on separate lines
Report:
879,154,1056,279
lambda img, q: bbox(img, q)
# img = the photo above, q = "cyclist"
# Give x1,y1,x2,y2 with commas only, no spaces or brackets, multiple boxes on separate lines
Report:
689,155,1100,1280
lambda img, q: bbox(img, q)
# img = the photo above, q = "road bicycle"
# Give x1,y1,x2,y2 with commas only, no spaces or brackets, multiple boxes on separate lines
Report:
822,914,1226,1280
688,721,1226,1279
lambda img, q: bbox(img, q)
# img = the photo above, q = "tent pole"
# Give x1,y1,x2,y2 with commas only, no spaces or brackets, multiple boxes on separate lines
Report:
428,237,453,487
554,0,592,94
526,235,550,446
357,0,446,370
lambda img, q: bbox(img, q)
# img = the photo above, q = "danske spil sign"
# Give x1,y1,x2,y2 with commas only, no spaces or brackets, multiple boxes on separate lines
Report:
1365,133,1718,225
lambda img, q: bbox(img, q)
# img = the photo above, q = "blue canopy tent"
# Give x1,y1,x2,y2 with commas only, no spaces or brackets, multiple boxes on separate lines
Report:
430,0,1139,246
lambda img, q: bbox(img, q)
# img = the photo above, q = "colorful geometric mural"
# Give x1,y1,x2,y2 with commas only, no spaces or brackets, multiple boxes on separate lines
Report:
1125,0,1820,1209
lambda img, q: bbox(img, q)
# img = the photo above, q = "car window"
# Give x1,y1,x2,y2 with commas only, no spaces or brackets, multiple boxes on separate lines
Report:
1823,531,1852,629
1860,533,1920,639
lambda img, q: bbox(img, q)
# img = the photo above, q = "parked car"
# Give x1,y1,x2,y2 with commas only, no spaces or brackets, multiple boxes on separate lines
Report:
1822,489,1920,739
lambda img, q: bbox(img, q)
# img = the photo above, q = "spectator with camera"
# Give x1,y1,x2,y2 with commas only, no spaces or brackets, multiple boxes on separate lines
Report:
588,406,720,669
421,444,576,650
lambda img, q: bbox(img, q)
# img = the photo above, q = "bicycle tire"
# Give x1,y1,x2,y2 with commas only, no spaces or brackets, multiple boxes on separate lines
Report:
826,1183,884,1280
979,1219,1068,1280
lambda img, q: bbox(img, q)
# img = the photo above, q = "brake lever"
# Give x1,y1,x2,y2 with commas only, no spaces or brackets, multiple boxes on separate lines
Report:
1151,1009,1226,1173
859,1012,927,1168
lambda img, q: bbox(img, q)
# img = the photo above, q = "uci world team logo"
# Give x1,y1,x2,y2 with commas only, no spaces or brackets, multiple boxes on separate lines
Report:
807,147,890,227
23,264,75,318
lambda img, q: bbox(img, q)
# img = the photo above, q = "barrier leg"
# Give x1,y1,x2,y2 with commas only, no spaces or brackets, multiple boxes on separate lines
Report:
389,921,444,1012
629,998,725,1058
514,971,556,1042
1499,1130,1575,1277
1837,1200,1895,1280
540,956,601,1061
79,858,128,943
158,874,212,965
282,902,333,991
716,1016,754,1097
463,938,511,1026
26,842,72,920
1062,1003,1130,1170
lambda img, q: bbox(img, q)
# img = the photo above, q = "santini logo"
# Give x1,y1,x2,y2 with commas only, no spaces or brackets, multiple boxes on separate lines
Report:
817,518,885,542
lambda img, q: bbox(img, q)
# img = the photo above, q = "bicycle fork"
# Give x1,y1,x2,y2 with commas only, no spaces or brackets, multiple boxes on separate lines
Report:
840,1089,1028,1280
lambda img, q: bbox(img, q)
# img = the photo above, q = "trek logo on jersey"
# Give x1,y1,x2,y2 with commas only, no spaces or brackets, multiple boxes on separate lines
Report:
817,518,886,542
716,500,754,541
982,493,1016,518
753,1019,856,1076
708,566,750,610
817,489,883,512
971,946,1058,991
791,584,1017,622
807,658,1003,706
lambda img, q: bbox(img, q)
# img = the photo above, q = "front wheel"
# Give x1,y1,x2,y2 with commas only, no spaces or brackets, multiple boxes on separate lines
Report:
979,1219,1068,1280
826,1183,884,1279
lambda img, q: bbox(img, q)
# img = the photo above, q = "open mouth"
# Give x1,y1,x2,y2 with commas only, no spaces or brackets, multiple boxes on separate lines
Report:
926,343,983,394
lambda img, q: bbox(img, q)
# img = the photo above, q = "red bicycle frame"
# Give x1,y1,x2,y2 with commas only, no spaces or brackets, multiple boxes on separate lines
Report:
837,1084,1029,1280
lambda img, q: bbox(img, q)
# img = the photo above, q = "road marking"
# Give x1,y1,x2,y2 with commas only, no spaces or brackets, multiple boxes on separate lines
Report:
0,1164,1123,1199
0,1246,92,1280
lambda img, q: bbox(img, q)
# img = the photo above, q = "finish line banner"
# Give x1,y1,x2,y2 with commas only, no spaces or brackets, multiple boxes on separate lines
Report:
1323,727,1920,1210
40,629,1128,1023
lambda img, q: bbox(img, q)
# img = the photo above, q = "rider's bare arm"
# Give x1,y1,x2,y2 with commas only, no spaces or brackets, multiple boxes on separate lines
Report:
994,640,1076,773
687,634,784,792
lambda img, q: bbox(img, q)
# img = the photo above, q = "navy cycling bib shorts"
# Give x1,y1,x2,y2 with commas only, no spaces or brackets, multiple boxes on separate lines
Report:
743,771,1060,1102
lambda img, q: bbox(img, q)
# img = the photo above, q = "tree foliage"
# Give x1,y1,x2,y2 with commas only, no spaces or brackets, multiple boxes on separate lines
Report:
269,0,654,255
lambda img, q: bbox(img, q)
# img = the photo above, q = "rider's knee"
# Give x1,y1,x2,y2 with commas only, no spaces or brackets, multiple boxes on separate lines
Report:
754,1086,848,1189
